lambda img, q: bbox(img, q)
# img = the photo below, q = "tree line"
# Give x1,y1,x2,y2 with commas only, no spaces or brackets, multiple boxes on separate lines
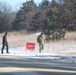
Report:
0,0,76,35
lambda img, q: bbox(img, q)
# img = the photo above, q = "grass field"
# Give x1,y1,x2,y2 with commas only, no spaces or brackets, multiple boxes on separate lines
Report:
0,31,38,47
0,31,76,46
0,31,76,56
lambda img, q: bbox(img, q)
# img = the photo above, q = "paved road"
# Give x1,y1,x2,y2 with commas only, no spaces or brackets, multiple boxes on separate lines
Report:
0,55,76,75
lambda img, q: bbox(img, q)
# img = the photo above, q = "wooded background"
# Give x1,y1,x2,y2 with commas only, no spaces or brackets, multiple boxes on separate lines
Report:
0,0,76,40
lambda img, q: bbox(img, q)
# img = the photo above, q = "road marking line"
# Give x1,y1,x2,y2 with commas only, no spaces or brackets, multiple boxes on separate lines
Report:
0,67,76,73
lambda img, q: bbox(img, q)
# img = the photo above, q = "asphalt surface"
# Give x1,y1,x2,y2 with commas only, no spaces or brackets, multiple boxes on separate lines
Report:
0,55,76,75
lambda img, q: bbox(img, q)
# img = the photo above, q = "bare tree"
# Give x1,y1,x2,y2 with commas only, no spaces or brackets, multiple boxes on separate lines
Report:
0,2,13,32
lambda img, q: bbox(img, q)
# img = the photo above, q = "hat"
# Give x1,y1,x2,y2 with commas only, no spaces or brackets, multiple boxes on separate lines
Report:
41,32,43,35
5,32,7,35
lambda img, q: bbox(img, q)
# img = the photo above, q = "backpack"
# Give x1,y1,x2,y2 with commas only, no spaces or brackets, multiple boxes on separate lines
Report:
37,36,41,43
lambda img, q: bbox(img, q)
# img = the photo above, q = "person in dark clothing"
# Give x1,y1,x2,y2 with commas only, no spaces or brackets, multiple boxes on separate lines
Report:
1,32,9,54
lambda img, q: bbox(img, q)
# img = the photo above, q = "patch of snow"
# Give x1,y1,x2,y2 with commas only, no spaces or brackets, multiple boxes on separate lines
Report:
0,46,76,62
33,32,41,35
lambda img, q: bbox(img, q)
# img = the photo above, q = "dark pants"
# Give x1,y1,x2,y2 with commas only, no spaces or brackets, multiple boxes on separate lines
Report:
1,42,9,53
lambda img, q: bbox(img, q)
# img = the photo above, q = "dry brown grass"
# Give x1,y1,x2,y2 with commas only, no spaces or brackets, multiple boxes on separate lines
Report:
0,31,76,56
0,31,76,47
0,31,38,47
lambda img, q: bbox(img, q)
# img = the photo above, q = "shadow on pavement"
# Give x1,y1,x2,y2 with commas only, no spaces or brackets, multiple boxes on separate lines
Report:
0,71,76,75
